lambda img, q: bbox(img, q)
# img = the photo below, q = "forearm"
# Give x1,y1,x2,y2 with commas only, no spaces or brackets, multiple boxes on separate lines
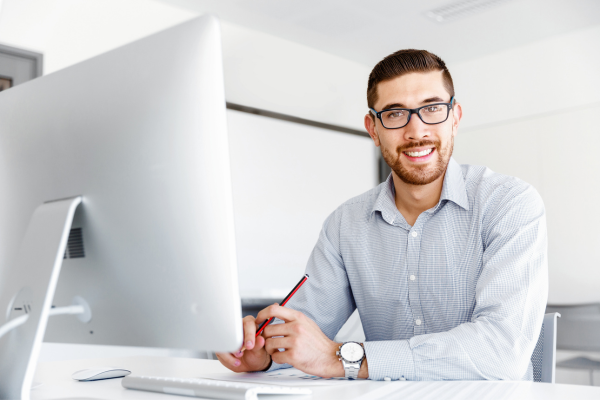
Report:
266,348,368,378
362,312,543,381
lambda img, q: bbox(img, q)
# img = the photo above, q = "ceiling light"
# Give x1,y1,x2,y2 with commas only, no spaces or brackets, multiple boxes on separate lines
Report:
425,0,513,23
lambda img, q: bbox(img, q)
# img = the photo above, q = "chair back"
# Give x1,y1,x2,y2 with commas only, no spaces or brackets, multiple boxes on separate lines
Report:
531,312,561,383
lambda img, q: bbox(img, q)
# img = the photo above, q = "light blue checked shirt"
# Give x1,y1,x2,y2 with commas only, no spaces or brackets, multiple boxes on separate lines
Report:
271,158,548,381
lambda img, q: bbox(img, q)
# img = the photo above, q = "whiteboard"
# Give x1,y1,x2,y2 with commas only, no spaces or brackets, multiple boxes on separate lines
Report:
226,109,377,299
454,103,600,304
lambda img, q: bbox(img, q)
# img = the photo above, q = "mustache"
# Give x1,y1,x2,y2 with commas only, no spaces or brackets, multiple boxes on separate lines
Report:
396,140,440,154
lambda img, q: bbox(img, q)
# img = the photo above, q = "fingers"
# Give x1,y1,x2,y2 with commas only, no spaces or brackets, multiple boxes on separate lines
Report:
254,303,277,327
271,349,291,366
216,314,274,374
252,334,266,350
264,336,289,355
256,303,300,325
215,352,242,369
233,349,244,358
262,321,293,338
263,336,294,366
241,335,266,357
242,316,257,350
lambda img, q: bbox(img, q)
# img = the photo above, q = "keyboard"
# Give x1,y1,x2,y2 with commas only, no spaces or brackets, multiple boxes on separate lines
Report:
122,375,312,400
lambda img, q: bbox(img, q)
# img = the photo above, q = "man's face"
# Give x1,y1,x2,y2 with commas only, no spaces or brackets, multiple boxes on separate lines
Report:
365,70,462,186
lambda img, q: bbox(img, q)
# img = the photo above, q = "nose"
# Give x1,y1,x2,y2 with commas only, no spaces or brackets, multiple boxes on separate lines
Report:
404,112,430,141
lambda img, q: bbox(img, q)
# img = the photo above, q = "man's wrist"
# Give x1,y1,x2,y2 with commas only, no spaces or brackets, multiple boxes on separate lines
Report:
329,342,345,377
334,342,369,379
358,356,369,379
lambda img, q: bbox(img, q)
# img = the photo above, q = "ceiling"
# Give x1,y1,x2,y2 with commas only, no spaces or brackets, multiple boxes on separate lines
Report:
156,0,600,66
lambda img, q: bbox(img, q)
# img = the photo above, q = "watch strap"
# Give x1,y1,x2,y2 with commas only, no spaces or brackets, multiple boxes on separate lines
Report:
342,359,361,379
338,342,364,380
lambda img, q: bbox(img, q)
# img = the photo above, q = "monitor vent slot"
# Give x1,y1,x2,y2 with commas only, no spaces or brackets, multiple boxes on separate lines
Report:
64,228,85,259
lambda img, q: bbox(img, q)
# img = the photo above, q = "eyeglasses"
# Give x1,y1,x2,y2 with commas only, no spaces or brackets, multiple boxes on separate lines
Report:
370,96,455,129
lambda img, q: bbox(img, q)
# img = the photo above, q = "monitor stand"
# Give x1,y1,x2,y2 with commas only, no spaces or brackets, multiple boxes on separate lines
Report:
0,196,82,400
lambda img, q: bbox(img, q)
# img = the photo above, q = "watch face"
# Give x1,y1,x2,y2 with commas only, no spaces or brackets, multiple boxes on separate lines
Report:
340,342,364,362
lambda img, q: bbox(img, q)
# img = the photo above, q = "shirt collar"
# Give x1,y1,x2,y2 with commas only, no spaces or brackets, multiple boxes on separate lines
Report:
371,157,470,223
440,158,470,211
372,173,398,225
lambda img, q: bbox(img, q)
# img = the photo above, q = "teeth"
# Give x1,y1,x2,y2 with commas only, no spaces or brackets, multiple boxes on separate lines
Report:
405,148,433,157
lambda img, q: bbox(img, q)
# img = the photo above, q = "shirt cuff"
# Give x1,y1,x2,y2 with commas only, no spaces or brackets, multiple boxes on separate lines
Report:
363,340,416,381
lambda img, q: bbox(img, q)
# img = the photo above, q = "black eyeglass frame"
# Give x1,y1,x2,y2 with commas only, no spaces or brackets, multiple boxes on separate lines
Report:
369,96,455,129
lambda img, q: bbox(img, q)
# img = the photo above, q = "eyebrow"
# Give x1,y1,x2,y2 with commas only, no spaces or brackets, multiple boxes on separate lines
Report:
380,102,405,110
421,96,445,104
380,96,447,111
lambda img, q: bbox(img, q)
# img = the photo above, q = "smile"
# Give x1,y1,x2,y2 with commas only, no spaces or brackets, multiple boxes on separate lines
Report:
404,148,433,158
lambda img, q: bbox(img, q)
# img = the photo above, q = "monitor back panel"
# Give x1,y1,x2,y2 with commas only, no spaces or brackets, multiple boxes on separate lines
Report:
0,16,242,352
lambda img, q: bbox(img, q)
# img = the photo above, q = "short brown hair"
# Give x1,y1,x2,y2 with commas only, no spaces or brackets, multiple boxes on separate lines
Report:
367,49,454,109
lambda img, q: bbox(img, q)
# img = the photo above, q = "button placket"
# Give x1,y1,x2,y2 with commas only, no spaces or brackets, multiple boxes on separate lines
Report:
406,224,424,336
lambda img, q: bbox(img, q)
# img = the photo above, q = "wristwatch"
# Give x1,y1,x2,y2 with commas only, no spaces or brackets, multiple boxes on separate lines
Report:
336,341,365,379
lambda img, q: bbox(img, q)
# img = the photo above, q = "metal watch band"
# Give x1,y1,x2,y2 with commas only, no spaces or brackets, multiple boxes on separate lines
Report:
338,342,364,380
342,360,361,379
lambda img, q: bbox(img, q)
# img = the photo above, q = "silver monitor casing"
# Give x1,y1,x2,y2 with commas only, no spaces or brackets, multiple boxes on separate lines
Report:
0,14,242,376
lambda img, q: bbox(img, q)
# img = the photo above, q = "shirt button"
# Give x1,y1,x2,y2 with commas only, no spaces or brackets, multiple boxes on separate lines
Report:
410,275,416,281
415,319,422,326
411,231,418,237
384,377,391,381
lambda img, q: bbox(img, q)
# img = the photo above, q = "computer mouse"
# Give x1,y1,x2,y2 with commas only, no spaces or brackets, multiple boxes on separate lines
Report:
72,367,131,381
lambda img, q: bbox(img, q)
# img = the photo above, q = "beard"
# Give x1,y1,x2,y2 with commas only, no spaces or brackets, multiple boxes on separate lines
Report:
381,135,454,186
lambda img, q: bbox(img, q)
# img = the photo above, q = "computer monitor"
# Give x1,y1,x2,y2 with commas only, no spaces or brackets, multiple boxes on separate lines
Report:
0,15,241,398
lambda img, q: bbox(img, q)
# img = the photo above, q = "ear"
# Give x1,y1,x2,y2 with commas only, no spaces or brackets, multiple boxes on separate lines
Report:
451,101,463,138
364,113,381,147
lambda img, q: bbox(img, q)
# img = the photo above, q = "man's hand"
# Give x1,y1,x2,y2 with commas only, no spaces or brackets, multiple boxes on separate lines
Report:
259,304,348,378
215,314,271,373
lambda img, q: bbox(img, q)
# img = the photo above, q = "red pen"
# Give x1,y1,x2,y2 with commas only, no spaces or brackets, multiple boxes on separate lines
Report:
255,274,309,337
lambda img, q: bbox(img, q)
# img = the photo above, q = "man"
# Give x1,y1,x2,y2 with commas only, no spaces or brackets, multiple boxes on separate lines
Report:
217,49,548,381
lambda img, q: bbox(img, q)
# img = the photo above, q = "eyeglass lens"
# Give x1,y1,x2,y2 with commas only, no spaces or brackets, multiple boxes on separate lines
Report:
380,104,450,128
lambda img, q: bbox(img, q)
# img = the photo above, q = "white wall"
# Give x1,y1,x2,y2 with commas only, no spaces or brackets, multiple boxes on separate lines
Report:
227,110,376,298
450,24,600,131
0,0,370,131
220,22,369,131
0,0,196,73
451,25,600,304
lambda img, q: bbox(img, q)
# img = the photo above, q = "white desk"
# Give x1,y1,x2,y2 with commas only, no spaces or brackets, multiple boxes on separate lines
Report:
32,356,600,400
